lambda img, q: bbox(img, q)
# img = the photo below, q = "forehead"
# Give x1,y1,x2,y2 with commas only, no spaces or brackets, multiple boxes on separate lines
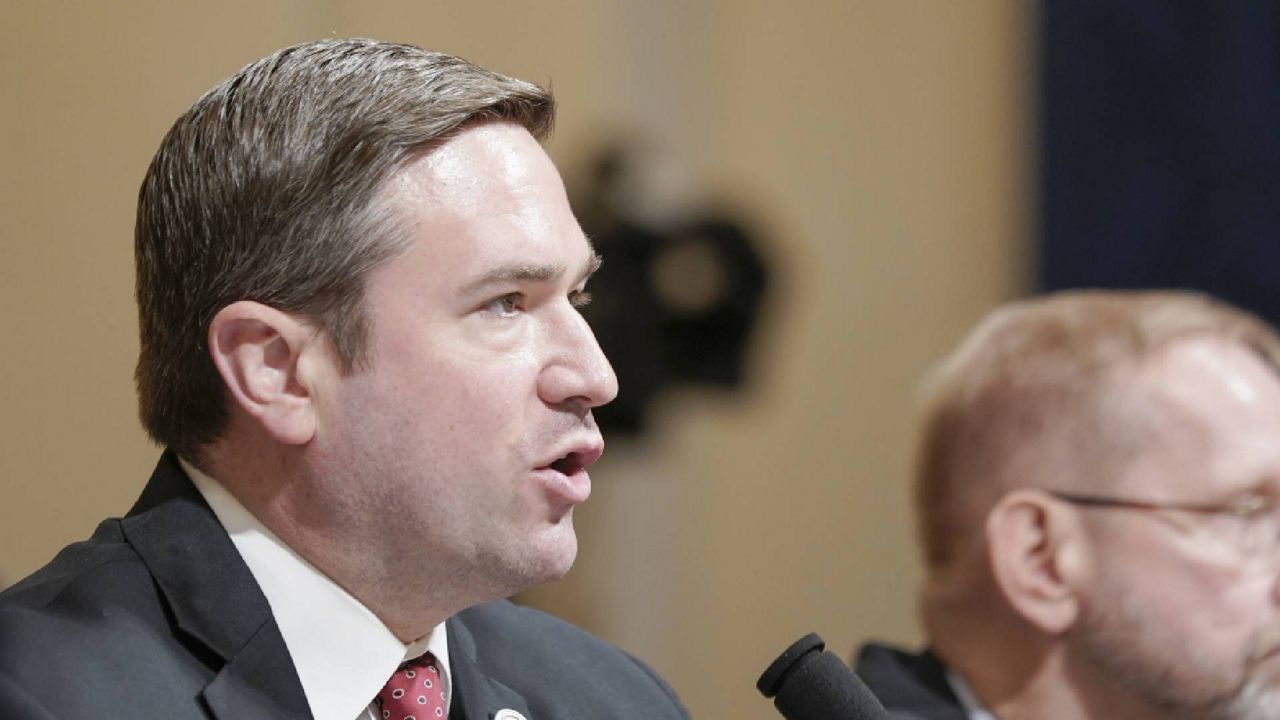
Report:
395,121,561,218
365,122,590,297
1119,337,1280,496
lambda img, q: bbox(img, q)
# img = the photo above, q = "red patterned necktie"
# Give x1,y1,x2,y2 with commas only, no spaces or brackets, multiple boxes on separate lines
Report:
375,652,447,720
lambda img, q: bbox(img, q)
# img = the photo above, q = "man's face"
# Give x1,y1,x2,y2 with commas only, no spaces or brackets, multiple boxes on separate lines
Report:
308,122,617,607
1073,338,1280,720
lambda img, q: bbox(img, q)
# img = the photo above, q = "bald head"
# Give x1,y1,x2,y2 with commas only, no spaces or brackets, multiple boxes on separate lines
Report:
909,290,1280,720
914,290,1280,571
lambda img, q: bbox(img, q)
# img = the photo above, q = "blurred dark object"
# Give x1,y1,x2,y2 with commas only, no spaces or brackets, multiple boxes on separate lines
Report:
1041,1,1280,326
575,143,769,435
758,633,891,720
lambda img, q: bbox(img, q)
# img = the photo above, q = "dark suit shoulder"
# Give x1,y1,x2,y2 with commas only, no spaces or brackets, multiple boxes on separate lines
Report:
452,600,688,719
854,642,968,720
0,519,218,716
0,518,135,607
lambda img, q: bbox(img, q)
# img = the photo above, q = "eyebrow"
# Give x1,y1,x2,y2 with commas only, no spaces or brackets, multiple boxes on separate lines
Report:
461,250,603,296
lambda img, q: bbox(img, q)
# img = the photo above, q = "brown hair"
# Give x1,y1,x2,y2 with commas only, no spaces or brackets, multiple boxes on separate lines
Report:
914,289,1280,569
134,39,554,460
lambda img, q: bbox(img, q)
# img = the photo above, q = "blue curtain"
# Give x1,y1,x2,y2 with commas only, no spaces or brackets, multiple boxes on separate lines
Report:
1041,1,1280,323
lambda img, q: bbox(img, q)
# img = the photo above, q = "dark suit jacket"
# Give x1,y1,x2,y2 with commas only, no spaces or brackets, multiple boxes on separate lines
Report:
854,643,969,720
0,452,689,719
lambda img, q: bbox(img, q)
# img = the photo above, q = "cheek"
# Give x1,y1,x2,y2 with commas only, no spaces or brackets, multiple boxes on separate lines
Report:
343,340,544,456
1102,537,1246,633
431,372,522,436
442,353,544,422
1213,576,1280,633
1158,568,1274,656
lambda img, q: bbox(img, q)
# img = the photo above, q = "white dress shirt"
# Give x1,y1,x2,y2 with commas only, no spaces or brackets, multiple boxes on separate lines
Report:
183,459,452,720
946,668,996,720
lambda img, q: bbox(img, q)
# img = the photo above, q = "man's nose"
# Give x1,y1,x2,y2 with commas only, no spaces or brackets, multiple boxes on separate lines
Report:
537,306,619,413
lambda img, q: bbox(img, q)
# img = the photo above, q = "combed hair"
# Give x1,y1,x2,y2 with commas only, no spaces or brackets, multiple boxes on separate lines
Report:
135,39,554,460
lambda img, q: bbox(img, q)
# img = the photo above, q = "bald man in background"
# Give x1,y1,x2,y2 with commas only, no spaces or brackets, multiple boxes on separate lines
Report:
855,290,1280,720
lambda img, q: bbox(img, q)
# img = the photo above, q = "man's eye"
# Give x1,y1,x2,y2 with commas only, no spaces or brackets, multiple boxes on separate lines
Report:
570,290,593,309
484,293,522,316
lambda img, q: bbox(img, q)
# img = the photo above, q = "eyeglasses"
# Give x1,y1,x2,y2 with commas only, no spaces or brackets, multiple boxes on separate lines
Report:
1046,490,1280,570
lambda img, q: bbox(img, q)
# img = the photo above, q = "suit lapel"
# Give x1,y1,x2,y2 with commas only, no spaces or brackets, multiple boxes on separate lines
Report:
122,452,312,720
447,614,533,720
201,621,311,720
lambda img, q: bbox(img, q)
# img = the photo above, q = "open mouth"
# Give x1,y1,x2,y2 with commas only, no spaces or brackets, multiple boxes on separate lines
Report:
534,448,596,506
548,452,586,476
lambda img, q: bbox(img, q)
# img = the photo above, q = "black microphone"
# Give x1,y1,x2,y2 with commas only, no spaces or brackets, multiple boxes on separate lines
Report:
757,632,892,720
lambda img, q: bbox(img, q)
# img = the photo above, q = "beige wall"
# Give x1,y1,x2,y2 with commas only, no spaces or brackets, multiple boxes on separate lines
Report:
0,2,1031,718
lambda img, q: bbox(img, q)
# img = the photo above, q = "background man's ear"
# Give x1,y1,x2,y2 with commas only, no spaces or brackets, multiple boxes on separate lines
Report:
208,300,322,446
985,489,1085,635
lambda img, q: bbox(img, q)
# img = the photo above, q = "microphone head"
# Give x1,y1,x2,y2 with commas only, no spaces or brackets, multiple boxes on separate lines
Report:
757,632,826,698
758,632,891,720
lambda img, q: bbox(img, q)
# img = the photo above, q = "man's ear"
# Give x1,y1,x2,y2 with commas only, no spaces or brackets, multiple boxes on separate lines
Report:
208,301,325,446
985,489,1085,635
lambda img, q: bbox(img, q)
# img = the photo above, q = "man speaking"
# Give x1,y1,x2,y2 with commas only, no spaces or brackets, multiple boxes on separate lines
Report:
0,39,688,719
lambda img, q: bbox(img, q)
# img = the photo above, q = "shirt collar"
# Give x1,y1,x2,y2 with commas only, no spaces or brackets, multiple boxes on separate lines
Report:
945,667,997,720
182,458,451,720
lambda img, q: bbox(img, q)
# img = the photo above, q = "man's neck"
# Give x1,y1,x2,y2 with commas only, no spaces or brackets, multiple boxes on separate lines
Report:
198,440,459,642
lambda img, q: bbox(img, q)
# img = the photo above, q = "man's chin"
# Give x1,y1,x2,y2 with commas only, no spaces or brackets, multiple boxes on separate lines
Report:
538,533,579,582
1239,635,1280,691
511,530,580,591
1215,681,1280,720
1204,648,1280,720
